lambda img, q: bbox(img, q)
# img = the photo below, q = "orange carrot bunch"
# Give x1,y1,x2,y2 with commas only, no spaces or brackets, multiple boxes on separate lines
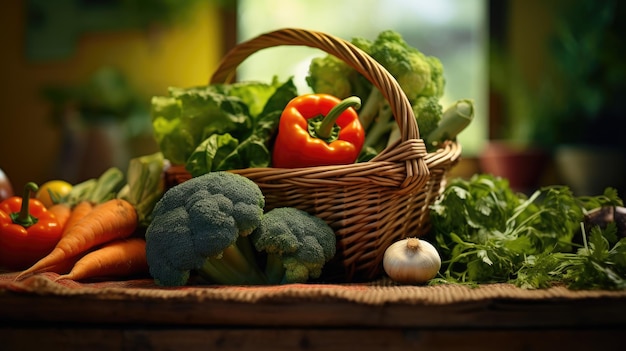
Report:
15,154,164,282
55,237,148,282
16,198,146,281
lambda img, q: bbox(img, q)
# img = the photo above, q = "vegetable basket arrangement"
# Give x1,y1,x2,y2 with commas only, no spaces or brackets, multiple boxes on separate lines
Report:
3,28,625,292
163,28,462,282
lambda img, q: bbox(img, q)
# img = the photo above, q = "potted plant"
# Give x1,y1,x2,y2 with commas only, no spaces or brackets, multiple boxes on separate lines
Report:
482,0,625,196
532,0,625,196
43,66,152,182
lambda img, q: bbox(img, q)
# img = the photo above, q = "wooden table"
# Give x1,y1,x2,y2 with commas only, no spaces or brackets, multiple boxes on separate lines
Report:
1,272,625,351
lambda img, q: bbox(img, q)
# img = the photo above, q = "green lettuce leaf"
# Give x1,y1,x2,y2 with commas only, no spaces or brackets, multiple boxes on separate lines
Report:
150,76,297,169
186,133,239,177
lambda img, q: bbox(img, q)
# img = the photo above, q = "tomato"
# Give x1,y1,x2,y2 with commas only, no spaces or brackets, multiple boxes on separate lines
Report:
35,180,73,208
0,168,14,201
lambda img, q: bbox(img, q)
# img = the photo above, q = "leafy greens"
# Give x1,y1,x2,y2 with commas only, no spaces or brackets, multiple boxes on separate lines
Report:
429,173,625,290
151,76,298,175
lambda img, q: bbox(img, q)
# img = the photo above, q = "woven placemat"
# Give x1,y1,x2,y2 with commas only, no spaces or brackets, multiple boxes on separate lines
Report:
2,271,626,306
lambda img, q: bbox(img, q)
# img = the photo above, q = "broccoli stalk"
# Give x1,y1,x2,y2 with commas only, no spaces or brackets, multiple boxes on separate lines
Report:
362,98,394,150
358,88,386,131
198,236,267,285
263,254,288,284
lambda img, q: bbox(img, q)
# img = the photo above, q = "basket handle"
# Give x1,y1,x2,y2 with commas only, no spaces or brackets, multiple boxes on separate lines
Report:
210,28,421,142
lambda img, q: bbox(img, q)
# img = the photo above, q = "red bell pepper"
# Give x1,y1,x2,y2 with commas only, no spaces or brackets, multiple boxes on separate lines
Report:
272,94,364,168
0,182,63,270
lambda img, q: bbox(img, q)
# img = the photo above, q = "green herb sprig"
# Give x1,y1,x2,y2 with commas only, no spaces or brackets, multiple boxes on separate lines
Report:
429,174,624,290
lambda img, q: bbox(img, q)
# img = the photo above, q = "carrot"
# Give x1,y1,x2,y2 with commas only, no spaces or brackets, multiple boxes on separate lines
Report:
47,203,71,231
62,201,94,236
45,254,84,276
15,198,138,280
55,238,148,282
17,201,95,276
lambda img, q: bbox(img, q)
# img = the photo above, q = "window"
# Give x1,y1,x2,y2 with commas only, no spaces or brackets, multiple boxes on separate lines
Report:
236,0,488,156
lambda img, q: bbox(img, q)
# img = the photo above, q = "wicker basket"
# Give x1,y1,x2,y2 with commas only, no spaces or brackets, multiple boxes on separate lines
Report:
165,28,462,282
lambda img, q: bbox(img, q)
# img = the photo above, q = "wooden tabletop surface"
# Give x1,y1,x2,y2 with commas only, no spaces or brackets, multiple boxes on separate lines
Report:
2,272,625,351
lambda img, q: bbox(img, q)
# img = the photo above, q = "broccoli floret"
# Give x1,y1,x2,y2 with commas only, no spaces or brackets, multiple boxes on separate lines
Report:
422,56,445,99
364,31,445,123
373,30,445,100
376,96,444,151
369,30,431,102
250,207,336,284
305,55,355,99
145,171,266,286
305,35,375,100
350,36,373,53
412,96,443,140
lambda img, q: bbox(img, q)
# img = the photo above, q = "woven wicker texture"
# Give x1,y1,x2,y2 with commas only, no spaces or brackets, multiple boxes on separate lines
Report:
166,28,462,282
4,272,626,306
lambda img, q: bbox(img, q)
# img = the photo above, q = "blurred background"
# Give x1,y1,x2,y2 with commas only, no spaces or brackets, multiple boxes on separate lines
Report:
0,0,624,198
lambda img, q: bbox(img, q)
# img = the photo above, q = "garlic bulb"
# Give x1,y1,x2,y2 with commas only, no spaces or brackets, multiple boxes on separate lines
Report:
383,237,441,284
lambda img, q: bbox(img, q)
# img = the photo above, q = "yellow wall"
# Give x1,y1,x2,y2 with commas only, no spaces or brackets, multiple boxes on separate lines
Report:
0,1,225,192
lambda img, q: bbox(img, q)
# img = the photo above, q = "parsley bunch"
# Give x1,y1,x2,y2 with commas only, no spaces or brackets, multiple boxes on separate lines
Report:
515,225,626,290
429,174,624,290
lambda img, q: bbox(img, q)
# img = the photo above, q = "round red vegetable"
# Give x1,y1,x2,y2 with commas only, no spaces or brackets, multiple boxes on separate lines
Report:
272,94,364,168
0,182,63,270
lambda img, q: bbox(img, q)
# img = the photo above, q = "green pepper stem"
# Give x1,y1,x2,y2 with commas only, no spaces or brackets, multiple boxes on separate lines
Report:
14,182,39,227
316,96,361,139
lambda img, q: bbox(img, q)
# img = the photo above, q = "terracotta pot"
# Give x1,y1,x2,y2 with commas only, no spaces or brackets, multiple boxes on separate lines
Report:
479,141,549,193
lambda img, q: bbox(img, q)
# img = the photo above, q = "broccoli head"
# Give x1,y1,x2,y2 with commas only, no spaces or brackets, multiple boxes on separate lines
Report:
369,30,445,102
369,31,428,102
145,171,265,286
250,207,336,284
305,36,375,101
306,55,355,99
